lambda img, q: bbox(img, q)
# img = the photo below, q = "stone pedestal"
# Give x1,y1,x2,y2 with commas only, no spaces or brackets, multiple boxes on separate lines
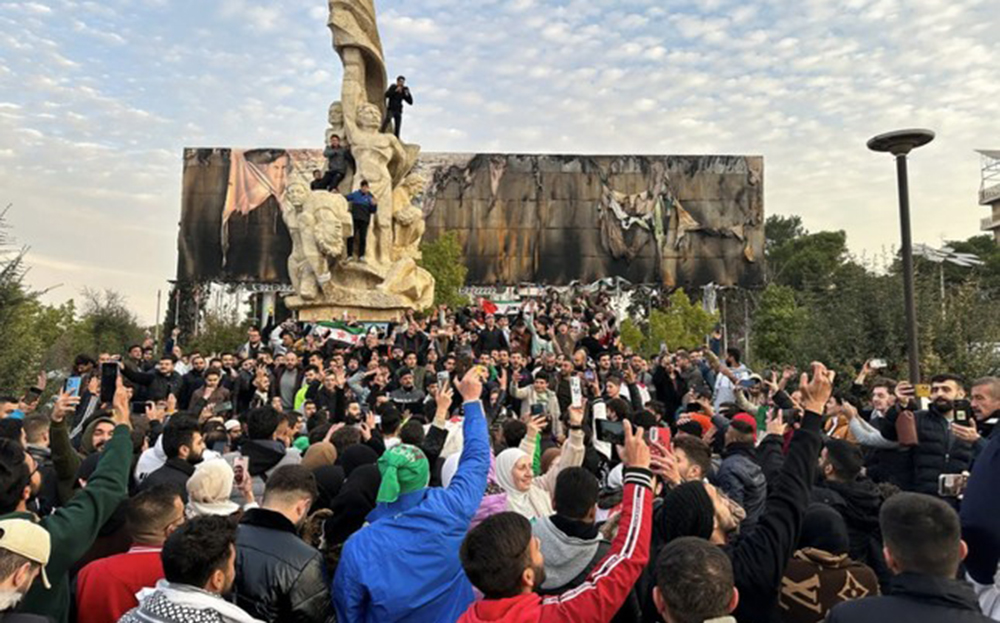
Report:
285,256,434,321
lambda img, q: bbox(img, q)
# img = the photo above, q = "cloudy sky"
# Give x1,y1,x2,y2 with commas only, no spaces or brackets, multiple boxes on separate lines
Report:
2,0,999,322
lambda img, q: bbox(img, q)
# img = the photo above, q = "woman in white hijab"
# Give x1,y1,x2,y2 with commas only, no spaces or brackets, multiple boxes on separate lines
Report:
495,406,586,520
186,459,257,518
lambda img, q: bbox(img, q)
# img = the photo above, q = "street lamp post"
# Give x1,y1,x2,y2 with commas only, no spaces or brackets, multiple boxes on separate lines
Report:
867,129,935,385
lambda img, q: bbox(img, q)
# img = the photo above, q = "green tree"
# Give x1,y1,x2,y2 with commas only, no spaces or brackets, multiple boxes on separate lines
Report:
752,284,808,366
418,232,469,309
0,210,77,393
63,289,145,358
619,318,644,353
764,215,806,257
190,309,250,357
622,290,717,357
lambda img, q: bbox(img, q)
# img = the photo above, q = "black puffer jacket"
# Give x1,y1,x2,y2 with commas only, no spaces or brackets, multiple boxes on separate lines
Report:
811,478,890,587
828,572,993,623
715,443,767,531
887,408,975,495
235,508,333,623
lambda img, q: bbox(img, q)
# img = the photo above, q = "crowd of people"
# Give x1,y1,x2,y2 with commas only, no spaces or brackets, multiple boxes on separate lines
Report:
1,289,999,623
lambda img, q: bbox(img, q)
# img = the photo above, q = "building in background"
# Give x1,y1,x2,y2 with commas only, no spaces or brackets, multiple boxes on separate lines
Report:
978,150,1000,243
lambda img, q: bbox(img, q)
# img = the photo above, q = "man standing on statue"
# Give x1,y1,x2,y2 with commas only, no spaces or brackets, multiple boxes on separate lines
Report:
381,76,413,138
318,134,354,192
345,180,377,263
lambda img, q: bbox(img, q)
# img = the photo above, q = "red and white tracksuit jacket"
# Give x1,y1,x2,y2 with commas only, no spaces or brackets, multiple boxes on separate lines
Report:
458,468,653,623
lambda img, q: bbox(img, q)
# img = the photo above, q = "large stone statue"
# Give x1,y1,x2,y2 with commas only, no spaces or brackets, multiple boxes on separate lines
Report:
282,0,435,320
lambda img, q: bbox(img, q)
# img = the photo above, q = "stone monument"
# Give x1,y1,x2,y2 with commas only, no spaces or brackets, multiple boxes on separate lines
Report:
281,0,434,320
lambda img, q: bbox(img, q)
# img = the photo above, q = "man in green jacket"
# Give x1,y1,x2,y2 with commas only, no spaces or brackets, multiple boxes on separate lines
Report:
0,380,132,623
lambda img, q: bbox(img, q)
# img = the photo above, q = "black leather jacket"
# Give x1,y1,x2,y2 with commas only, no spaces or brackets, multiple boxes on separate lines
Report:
234,508,333,623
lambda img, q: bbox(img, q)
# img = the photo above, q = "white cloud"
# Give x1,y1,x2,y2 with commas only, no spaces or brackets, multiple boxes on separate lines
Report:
0,0,997,322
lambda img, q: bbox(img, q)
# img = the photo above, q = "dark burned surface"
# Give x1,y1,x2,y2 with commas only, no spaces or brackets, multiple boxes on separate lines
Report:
177,149,764,288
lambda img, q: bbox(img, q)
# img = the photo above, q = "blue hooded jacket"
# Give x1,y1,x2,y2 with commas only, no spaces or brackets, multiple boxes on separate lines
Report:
333,400,490,623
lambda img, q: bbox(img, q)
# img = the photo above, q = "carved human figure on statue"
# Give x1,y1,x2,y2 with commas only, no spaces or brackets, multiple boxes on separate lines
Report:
280,183,325,300
391,173,426,261
343,102,408,265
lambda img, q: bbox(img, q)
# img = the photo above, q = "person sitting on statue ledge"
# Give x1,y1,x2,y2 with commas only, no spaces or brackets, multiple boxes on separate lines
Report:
381,75,413,138
318,134,354,192
309,169,325,191
345,180,377,264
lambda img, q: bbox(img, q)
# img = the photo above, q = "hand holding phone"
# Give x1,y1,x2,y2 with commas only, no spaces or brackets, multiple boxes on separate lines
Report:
233,456,250,488
100,362,119,404
595,419,625,445
570,376,583,408
63,376,82,398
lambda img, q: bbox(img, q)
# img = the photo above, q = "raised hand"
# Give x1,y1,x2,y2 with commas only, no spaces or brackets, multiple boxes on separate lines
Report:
622,420,650,470
111,376,132,430
51,391,80,424
435,385,454,420
798,362,835,414
649,441,680,485
145,401,166,423
765,408,788,437
525,414,547,436
457,366,483,403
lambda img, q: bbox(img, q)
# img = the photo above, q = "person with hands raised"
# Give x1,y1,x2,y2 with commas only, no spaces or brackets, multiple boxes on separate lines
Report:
721,361,831,622
884,374,977,496
333,367,491,623
493,405,587,521
0,375,133,623
457,418,653,623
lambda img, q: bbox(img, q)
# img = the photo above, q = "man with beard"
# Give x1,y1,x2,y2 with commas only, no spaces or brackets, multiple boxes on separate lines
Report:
811,439,891,587
177,353,207,410
885,375,977,497
120,516,261,623
389,369,425,413
138,417,205,502
0,379,132,623
234,466,330,623
76,486,186,623
0,519,50,622
77,416,115,458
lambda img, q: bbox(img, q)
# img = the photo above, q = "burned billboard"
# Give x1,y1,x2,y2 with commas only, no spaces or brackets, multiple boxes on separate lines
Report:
177,149,764,288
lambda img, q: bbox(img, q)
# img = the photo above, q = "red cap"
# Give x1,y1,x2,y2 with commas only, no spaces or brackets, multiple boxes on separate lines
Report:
732,413,758,435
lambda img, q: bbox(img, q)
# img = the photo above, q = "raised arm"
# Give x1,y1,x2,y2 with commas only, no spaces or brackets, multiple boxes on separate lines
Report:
41,379,132,581
441,371,490,519
536,406,585,494
542,420,653,621
730,363,831,622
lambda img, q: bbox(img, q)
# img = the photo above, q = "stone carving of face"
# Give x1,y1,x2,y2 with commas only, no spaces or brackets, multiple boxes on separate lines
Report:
404,174,424,195
358,103,382,130
286,183,308,206
328,101,344,127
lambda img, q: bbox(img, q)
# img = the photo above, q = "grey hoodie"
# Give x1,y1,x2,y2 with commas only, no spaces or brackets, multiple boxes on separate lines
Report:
532,515,609,591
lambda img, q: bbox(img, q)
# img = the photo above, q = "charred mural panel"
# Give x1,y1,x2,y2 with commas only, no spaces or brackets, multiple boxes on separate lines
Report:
177,149,764,288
